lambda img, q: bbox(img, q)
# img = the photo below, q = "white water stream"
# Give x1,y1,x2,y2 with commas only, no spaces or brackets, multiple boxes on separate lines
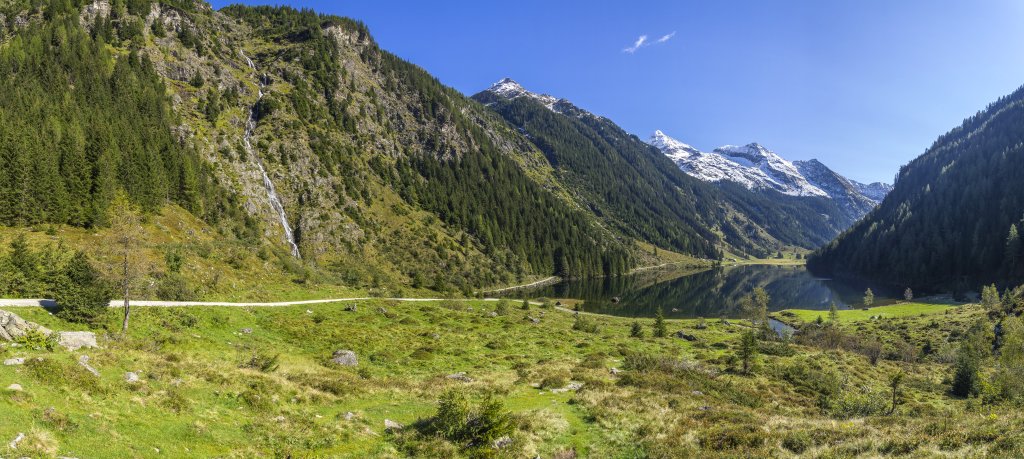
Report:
240,50,300,258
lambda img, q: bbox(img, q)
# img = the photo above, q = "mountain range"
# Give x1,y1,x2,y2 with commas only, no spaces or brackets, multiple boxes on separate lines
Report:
649,130,892,223
0,0,894,292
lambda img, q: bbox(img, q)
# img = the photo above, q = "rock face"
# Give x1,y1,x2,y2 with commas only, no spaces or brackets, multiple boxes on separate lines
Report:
57,332,97,351
0,310,52,342
331,350,358,367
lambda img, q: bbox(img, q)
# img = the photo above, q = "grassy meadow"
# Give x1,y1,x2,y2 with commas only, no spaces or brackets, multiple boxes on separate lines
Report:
2,296,1022,457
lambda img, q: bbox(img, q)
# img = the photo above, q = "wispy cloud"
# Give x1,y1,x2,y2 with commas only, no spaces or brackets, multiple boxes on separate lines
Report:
623,35,648,54
623,31,676,53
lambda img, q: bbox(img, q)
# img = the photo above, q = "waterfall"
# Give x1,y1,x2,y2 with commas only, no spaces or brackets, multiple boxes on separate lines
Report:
240,50,301,258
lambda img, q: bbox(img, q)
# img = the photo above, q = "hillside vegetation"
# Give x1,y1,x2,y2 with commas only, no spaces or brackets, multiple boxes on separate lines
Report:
810,83,1024,291
6,297,1024,457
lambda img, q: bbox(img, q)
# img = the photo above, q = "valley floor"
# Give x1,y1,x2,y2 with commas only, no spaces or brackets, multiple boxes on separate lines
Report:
1,296,1020,457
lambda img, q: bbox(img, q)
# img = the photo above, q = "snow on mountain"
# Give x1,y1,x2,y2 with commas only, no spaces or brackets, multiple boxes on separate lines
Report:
650,130,890,219
485,78,560,111
651,130,828,198
478,78,601,120
850,181,893,202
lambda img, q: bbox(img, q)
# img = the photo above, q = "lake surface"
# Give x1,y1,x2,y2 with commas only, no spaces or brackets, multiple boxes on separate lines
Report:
513,264,903,319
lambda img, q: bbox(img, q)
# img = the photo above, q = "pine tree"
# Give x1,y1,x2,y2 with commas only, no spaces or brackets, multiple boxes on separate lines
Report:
652,307,667,338
53,251,112,324
904,288,914,302
864,288,875,308
630,321,644,338
982,284,1001,314
737,330,758,374
828,302,839,323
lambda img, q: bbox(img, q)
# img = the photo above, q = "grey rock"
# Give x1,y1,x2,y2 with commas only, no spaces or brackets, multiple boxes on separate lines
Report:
446,372,473,382
674,331,698,341
344,304,358,312
488,311,498,317
0,310,52,341
609,367,620,375
124,372,140,383
240,328,253,334
57,331,97,351
343,411,356,421
493,435,513,449
331,350,358,366
6,383,22,392
384,419,403,431
691,390,704,396
77,355,100,377
4,357,24,366
9,431,24,449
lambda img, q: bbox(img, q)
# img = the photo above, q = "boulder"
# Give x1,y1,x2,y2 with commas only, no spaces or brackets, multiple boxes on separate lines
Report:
0,310,52,341
493,436,513,449
384,419,403,431
57,331,97,351
344,304,358,312
6,383,22,392
3,357,24,366
124,372,140,383
446,372,473,382
77,355,100,377
674,331,698,341
331,350,358,367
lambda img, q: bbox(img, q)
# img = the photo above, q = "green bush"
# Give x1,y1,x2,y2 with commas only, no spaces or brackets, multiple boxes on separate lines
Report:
53,252,112,325
241,351,280,373
156,273,198,301
422,390,515,455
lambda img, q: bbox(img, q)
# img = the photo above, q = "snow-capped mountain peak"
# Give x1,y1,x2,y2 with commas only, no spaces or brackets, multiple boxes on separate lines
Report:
482,77,560,112
650,130,701,159
650,129,890,220
653,131,828,198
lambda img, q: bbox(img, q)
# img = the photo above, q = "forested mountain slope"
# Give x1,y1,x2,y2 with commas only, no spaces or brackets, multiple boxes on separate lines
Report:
474,79,854,258
809,84,1024,290
0,0,635,293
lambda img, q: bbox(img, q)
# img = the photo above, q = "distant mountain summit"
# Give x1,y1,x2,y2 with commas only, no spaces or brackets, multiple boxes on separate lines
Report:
650,130,890,221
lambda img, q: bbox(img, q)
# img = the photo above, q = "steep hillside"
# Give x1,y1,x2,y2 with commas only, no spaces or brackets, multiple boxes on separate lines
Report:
809,84,1024,290
0,0,637,293
475,79,853,257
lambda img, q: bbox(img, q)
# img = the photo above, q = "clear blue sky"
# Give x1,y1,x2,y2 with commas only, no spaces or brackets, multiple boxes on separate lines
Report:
211,0,1024,184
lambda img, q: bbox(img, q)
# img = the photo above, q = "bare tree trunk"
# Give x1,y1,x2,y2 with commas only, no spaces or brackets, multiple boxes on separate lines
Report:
121,296,130,334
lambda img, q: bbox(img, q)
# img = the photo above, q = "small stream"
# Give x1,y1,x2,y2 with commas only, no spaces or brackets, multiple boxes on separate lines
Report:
241,50,300,258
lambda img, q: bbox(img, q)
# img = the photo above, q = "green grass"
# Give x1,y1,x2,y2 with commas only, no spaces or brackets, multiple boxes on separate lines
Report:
2,299,1022,457
777,301,957,324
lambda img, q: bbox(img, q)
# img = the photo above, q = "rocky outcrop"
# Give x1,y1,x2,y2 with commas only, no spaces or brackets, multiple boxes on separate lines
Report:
0,310,97,351
57,331,97,351
0,310,52,342
331,350,358,367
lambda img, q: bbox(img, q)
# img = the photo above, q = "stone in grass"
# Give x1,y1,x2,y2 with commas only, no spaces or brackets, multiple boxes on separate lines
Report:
124,372,140,383
4,357,24,366
6,383,22,392
674,331,698,341
446,372,473,382
493,436,513,449
78,355,100,377
57,331,97,351
331,350,358,367
344,304,358,312
384,419,403,431
240,328,253,334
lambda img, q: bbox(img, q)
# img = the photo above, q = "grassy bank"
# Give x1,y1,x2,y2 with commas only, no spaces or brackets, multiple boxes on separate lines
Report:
1,299,1021,457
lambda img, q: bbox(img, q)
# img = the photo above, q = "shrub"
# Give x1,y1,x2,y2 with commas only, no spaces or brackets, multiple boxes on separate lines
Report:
415,390,516,456
572,315,599,333
630,321,644,338
156,273,198,301
241,351,280,373
540,373,568,389
494,299,510,316
782,430,812,453
53,252,112,325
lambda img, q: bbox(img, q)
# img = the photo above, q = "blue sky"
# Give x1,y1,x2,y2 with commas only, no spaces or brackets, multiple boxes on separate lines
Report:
211,0,1024,184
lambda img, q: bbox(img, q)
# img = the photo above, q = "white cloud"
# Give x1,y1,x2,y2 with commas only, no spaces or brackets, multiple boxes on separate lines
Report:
623,35,648,54
623,32,675,53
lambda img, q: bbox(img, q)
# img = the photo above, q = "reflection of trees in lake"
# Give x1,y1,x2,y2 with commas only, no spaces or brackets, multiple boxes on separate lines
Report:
522,265,899,318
